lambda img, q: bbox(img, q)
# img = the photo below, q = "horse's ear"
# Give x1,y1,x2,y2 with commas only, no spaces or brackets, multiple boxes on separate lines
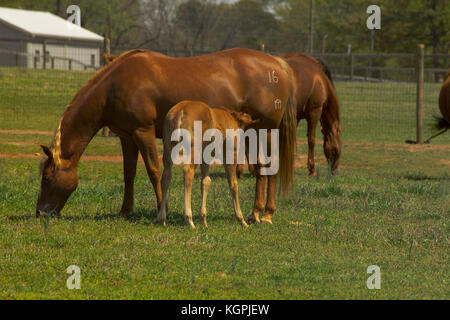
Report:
40,144,53,159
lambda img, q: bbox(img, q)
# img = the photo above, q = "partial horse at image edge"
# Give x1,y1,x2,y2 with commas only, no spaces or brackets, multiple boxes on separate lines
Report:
425,69,450,143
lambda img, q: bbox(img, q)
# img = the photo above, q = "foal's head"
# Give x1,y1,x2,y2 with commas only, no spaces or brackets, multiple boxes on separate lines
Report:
36,144,78,217
223,108,259,130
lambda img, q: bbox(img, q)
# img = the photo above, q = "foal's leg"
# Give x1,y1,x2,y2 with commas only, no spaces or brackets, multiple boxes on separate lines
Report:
225,164,248,227
199,164,211,228
119,137,139,218
134,126,163,212
307,108,321,177
184,164,196,229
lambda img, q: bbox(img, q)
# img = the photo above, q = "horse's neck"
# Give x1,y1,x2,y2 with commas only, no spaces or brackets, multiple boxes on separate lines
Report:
56,93,106,168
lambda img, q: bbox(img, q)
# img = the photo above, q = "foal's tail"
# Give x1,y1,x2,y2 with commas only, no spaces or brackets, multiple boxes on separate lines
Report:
163,110,184,165
274,57,297,195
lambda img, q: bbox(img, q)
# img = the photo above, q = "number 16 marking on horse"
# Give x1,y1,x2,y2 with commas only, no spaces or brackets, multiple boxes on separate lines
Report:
268,70,279,83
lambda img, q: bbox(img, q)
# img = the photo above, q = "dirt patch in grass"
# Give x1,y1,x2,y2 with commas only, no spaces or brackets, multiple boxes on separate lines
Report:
0,129,53,136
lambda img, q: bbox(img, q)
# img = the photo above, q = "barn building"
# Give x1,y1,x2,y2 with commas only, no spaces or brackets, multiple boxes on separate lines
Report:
0,7,104,70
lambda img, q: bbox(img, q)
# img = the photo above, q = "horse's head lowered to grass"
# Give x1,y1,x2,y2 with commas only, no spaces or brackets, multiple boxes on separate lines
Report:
36,144,78,217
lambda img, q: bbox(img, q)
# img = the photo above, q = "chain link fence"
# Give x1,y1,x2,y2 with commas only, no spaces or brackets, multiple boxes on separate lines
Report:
0,47,448,145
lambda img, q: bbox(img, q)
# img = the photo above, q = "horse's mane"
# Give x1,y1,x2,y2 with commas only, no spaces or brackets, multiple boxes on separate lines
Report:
282,52,334,87
68,49,146,108
47,49,147,163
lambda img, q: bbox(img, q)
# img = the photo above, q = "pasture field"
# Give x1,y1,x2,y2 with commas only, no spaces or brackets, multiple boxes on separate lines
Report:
0,67,448,299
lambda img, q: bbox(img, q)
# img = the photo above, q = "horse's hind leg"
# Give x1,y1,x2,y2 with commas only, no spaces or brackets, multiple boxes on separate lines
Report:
247,166,266,224
261,173,277,224
199,164,211,228
184,164,196,229
119,137,139,218
134,126,163,212
307,108,321,177
225,164,248,227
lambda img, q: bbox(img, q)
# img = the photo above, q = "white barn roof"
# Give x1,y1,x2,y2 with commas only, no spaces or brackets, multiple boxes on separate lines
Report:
0,7,103,42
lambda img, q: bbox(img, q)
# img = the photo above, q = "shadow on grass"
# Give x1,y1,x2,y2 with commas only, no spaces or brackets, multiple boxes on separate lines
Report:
9,208,235,228
401,173,449,181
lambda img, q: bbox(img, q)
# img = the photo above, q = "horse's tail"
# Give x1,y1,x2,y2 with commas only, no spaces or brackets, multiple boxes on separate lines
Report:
316,57,335,87
274,57,297,195
433,116,450,131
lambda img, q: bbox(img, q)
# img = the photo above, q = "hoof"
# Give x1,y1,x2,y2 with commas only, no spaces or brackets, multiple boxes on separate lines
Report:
156,219,167,226
247,214,260,224
261,217,273,225
241,220,249,228
187,221,196,229
308,171,317,178
118,211,130,219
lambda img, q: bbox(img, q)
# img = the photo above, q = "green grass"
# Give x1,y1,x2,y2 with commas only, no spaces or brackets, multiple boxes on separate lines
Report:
0,67,449,299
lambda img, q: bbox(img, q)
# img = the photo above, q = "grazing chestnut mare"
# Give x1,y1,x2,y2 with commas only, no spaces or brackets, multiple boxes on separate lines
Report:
425,69,450,143
279,53,342,176
36,48,296,225
159,101,258,228
237,53,342,177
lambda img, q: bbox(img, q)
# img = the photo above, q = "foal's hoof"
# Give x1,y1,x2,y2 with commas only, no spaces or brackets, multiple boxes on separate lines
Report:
157,219,167,227
240,220,249,228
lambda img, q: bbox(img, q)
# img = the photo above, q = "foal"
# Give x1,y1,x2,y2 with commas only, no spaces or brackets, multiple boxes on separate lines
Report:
158,101,257,229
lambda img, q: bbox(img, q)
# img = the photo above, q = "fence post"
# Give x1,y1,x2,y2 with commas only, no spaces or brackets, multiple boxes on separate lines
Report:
102,38,111,137
349,54,354,81
416,44,424,144
259,43,265,52
43,41,47,70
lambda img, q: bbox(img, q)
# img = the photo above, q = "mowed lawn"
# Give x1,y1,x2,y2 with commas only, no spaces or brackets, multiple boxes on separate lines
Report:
0,67,448,299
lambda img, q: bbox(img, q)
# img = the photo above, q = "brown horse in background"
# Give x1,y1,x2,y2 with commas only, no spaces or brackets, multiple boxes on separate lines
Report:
36,48,296,225
279,53,342,176
237,53,342,178
425,69,450,143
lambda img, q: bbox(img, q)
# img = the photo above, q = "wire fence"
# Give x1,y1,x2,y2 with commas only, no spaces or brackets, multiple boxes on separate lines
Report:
0,47,448,145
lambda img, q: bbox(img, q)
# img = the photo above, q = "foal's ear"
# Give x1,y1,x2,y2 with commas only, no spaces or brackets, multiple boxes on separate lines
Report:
40,144,53,159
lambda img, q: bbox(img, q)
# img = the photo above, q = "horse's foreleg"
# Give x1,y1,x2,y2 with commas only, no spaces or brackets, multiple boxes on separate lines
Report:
200,164,211,228
119,137,139,218
307,111,321,177
184,164,196,229
134,127,162,212
225,164,248,227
